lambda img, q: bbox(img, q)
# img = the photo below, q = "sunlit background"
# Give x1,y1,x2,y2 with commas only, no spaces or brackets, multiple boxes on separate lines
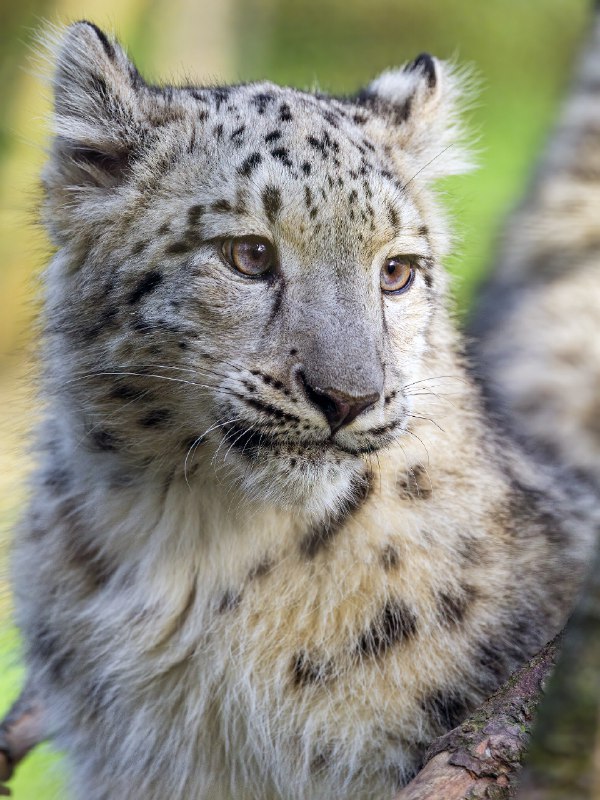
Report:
0,0,591,795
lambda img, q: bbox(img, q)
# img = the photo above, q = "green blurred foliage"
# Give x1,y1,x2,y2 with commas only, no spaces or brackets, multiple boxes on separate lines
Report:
0,0,592,796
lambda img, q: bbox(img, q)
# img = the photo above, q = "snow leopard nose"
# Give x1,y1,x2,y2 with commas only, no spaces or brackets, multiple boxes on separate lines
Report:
300,375,380,433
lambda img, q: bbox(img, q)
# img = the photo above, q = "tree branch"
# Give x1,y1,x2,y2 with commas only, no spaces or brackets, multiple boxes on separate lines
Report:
394,636,562,800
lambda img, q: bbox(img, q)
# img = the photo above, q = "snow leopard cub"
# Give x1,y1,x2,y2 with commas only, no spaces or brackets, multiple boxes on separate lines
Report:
10,20,595,800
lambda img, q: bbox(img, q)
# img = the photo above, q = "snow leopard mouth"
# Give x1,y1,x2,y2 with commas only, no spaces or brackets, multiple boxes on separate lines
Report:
219,419,404,460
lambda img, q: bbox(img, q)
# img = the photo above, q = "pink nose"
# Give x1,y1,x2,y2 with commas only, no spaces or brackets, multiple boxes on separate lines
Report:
302,381,380,433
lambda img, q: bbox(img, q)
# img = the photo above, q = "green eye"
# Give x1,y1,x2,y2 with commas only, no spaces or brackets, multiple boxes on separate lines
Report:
222,236,275,277
381,257,415,294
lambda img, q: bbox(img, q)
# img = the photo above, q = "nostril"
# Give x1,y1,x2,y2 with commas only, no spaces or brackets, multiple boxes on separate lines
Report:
299,372,380,433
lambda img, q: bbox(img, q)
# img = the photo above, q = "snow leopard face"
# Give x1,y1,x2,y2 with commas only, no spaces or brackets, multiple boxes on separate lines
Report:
43,22,472,509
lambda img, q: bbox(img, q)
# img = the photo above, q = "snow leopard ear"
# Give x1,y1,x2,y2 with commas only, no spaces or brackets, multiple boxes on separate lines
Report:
45,21,147,191
358,54,475,181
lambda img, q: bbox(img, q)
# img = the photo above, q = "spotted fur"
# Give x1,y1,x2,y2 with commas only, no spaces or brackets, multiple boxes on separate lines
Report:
11,20,598,800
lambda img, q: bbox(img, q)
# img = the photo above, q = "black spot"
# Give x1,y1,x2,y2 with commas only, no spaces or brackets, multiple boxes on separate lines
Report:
356,599,417,658
253,92,275,114
90,429,119,452
421,689,470,733
242,395,299,423
158,223,171,236
387,204,399,229
212,88,230,110
139,409,171,428
131,240,147,255
265,130,282,143
230,124,246,142
239,152,263,177
353,112,368,125
247,558,274,581
212,198,233,212
300,471,372,558
187,204,205,225
43,467,71,493
292,651,331,687
307,135,327,156
301,161,312,176
407,53,437,89
279,102,292,121
127,270,164,305
213,122,224,139
218,589,242,613
304,185,313,209
418,225,429,237
110,384,144,401
437,585,477,628
271,147,293,168
267,280,285,326
397,465,432,500
380,544,401,571
262,185,282,222
166,239,194,255
507,478,566,546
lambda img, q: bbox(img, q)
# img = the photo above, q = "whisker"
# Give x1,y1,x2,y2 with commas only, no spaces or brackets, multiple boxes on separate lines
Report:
405,413,445,433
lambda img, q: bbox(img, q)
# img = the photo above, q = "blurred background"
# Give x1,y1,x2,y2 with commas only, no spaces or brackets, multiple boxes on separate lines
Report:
0,0,592,795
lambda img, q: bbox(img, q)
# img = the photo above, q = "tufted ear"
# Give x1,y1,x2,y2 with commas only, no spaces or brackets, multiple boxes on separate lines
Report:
44,21,148,191
358,54,475,181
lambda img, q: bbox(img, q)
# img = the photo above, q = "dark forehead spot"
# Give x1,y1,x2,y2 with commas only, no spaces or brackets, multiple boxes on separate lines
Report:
301,161,312,176
418,225,429,237
353,112,368,125
387,204,399,229
213,123,224,139
279,102,292,121
212,198,233,213
157,222,170,235
239,152,263,177
127,270,164,305
356,599,417,658
187,204,205,225
230,124,246,143
262,185,282,223
270,147,293,168
265,130,282,143
252,92,274,114
212,88,230,110
304,185,313,209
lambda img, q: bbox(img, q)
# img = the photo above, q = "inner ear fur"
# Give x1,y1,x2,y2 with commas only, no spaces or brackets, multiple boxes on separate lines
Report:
45,21,148,190
358,54,476,182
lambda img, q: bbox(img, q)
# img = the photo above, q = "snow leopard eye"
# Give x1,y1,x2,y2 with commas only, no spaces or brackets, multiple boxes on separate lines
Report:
222,236,276,277
380,256,415,294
